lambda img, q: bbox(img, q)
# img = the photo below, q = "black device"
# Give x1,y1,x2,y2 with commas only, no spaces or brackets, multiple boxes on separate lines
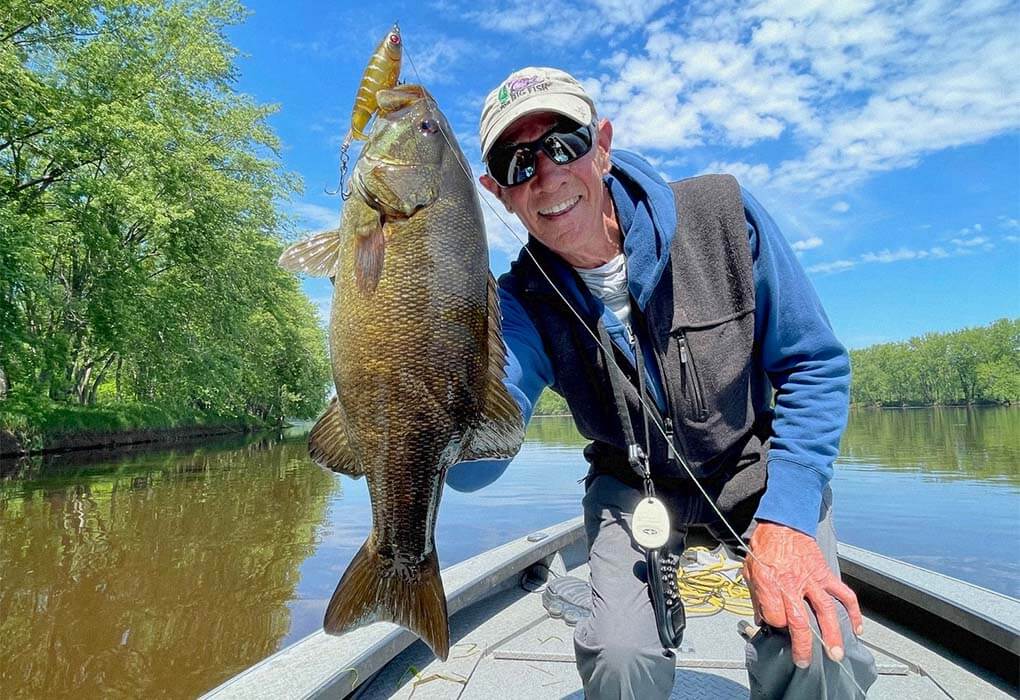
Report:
646,546,687,649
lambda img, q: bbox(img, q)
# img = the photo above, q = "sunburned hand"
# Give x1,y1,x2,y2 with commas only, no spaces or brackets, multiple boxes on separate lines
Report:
742,522,864,668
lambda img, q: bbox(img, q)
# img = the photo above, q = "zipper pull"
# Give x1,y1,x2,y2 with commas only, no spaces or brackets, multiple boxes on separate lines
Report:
678,336,689,364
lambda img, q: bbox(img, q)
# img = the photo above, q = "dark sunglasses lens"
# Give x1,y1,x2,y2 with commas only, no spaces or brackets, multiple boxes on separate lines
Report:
490,147,536,187
543,125,593,164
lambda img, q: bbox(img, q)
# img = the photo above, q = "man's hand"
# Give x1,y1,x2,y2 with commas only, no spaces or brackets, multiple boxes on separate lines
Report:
742,522,864,668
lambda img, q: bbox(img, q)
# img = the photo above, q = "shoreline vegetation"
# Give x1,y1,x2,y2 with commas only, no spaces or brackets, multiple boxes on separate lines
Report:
1,1,331,456
532,318,1019,417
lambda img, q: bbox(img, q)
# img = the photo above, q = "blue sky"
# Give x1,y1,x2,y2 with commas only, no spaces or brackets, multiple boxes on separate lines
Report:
227,0,1019,349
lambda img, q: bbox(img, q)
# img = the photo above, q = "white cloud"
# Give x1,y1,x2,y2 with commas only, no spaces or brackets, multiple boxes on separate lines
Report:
999,216,1020,230
702,160,771,188
461,0,592,44
289,202,340,232
832,201,850,213
950,236,989,247
592,0,671,25
807,259,856,274
808,240,990,275
401,35,477,85
558,0,1020,194
861,247,948,263
455,0,669,43
791,236,823,251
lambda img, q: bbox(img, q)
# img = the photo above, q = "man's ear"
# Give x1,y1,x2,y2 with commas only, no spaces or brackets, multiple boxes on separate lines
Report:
596,118,613,175
479,173,513,213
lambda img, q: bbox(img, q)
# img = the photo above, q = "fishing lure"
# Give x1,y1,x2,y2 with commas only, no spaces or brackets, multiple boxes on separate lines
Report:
345,22,402,147
334,22,402,199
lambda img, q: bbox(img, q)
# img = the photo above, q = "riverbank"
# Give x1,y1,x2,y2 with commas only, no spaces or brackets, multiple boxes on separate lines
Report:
0,394,268,457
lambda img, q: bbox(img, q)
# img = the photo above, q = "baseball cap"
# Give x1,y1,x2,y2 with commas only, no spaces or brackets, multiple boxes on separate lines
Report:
479,67,597,160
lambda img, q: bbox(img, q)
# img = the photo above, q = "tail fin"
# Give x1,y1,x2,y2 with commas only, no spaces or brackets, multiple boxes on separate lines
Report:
324,536,450,660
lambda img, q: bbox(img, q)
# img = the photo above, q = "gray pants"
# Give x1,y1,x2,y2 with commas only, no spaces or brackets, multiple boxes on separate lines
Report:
573,474,878,699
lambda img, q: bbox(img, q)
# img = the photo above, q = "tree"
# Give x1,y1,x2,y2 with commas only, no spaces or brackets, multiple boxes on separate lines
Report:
1,1,330,422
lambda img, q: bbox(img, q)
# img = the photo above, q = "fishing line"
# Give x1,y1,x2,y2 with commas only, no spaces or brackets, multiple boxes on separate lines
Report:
400,45,866,694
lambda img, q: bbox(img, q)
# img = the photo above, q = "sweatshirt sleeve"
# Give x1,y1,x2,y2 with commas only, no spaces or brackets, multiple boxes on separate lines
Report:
743,188,851,537
445,285,554,492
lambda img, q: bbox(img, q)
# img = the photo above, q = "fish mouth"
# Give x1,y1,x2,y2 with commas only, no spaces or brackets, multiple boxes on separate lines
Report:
352,172,421,220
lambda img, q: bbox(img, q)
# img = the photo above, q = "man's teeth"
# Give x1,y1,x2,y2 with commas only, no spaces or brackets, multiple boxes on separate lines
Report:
539,196,580,216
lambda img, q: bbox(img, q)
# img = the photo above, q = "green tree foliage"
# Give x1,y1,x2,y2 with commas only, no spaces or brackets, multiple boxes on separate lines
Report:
849,319,1019,406
533,388,570,416
0,1,330,423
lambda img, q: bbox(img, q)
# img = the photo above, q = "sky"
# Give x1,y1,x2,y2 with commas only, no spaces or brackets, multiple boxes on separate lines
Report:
226,0,1020,349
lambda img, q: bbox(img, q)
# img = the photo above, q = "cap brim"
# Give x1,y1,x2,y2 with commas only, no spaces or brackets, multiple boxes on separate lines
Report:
480,96,594,160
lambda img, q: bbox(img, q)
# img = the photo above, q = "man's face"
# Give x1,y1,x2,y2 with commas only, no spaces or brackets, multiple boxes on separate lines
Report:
480,112,614,265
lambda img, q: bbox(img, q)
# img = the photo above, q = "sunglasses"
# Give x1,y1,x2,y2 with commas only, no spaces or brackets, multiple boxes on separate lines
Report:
486,118,596,187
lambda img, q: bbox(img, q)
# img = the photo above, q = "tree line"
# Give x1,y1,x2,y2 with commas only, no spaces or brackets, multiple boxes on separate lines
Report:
531,317,1018,415
849,318,1018,406
0,1,331,426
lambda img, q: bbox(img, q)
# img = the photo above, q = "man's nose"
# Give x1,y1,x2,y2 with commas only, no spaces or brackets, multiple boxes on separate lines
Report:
532,150,566,189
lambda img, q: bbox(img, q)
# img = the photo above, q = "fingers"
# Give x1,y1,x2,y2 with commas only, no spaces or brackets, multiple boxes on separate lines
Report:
747,563,788,630
827,579,865,636
783,589,813,668
743,566,764,625
805,584,844,662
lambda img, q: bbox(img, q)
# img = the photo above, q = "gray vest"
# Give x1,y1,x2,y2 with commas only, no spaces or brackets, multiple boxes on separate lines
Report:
500,174,771,519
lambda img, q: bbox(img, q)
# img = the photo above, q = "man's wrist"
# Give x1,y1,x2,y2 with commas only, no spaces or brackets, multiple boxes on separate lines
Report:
753,458,827,537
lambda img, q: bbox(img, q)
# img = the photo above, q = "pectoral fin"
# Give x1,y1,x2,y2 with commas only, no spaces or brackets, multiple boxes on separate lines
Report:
355,226,386,294
309,398,363,477
459,274,525,462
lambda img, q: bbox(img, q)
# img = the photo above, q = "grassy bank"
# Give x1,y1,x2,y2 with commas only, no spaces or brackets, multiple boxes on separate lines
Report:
0,393,267,455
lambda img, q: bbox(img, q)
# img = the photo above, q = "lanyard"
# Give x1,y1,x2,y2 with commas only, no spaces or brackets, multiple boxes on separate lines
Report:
595,320,655,500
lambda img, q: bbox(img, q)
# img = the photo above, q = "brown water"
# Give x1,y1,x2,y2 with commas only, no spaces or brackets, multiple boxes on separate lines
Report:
0,435,337,698
0,407,1017,697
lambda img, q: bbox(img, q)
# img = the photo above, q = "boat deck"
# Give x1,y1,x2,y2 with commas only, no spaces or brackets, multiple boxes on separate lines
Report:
353,548,1010,699
205,517,1019,700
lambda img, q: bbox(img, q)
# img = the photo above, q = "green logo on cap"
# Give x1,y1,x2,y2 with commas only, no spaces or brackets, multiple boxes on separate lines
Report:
498,84,510,106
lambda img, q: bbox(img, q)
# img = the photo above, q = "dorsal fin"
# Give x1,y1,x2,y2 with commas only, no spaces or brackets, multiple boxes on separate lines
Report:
279,228,342,277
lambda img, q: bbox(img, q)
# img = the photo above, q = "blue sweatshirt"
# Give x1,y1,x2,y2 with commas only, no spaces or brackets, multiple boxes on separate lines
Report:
447,151,850,538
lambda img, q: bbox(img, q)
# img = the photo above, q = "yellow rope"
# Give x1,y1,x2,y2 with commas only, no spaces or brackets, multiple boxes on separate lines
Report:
676,546,755,617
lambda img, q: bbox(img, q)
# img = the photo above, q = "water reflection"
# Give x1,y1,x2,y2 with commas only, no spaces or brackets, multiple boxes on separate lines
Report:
0,433,336,699
833,406,1020,598
840,406,1020,484
0,409,1016,698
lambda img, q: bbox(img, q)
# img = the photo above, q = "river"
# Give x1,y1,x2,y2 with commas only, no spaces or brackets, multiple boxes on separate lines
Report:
0,406,1017,697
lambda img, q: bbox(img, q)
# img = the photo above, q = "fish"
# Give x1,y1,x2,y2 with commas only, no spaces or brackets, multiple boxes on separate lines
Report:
343,22,402,147
279,84,524,661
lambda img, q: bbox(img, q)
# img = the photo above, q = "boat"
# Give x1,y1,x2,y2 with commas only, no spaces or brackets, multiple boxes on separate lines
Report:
204,516,1020,699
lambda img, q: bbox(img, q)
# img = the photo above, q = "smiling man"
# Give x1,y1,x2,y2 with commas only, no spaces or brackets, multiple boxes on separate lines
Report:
447,67,877,699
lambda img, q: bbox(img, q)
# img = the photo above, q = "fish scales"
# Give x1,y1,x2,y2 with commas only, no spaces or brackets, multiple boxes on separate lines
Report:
278,84,523,661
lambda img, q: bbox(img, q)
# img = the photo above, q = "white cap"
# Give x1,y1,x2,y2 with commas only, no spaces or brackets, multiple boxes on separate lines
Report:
479,67,596,160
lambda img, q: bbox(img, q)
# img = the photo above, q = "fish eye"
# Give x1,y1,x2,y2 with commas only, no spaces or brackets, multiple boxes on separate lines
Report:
419,119,439,135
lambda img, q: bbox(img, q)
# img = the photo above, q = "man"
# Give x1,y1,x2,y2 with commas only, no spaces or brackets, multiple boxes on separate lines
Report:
446,67,878,699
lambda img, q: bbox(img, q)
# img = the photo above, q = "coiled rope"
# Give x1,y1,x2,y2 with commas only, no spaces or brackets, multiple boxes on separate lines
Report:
676,547,754,618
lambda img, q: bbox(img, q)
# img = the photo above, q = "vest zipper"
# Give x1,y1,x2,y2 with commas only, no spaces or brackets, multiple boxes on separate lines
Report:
677,332,709,421
641,314,682,469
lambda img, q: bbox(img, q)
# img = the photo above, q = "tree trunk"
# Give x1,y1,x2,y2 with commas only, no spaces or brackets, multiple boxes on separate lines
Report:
115,357,123,400
85,354,116,405
0,364,7,399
